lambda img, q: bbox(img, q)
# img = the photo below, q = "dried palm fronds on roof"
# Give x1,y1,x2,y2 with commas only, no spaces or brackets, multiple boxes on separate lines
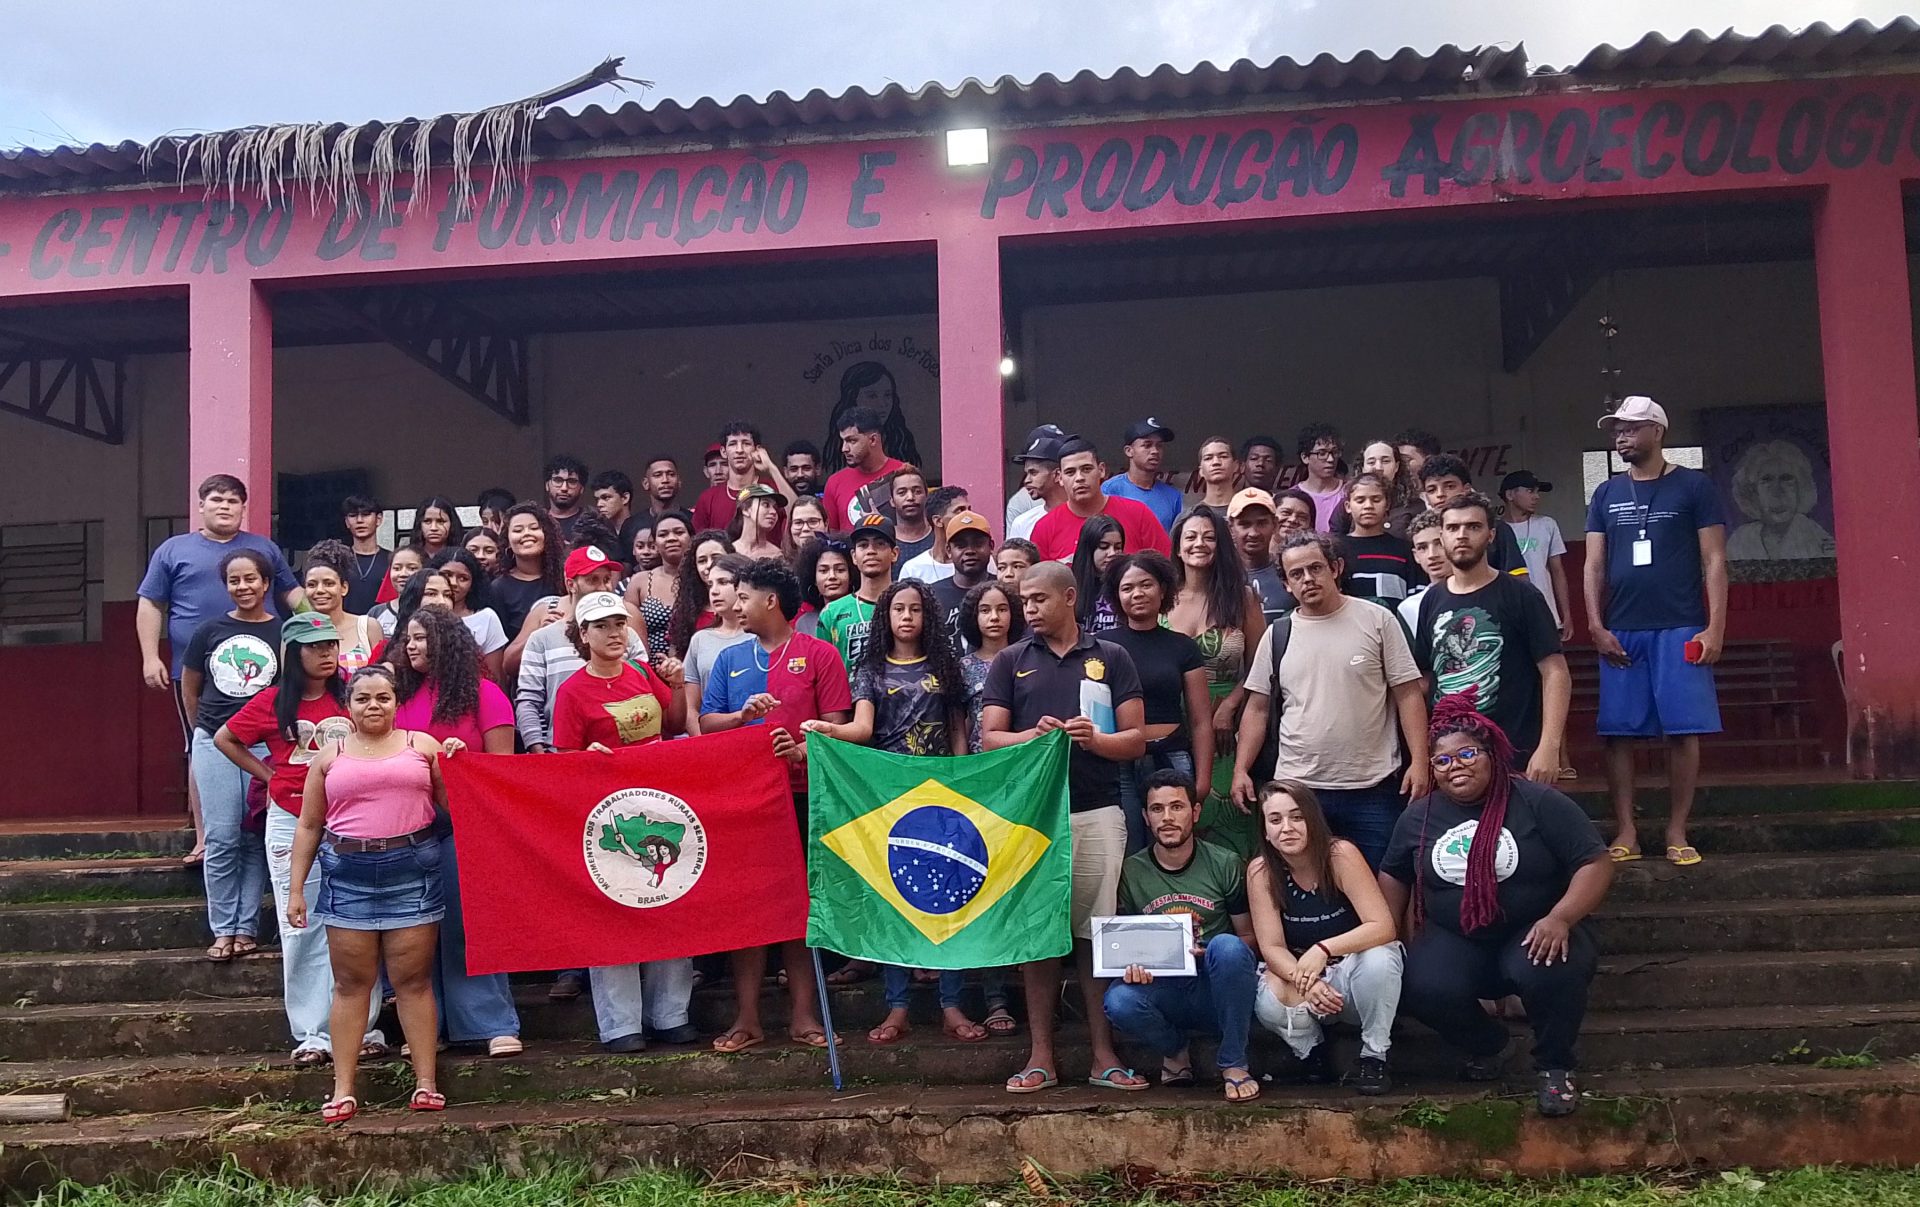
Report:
141,56,649,217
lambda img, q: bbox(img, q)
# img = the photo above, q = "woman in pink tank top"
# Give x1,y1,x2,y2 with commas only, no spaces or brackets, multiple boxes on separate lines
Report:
286,665,449,1123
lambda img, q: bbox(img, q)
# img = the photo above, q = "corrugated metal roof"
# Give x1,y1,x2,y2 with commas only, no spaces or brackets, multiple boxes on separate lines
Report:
1565,16,1920,76
3,20,1918,193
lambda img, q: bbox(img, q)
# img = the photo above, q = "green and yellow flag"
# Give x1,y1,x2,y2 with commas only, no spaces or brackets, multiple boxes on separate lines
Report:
806,730,1072,969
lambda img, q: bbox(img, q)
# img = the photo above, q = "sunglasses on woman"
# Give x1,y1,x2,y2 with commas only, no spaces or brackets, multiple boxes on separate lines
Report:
1429,746,1484,770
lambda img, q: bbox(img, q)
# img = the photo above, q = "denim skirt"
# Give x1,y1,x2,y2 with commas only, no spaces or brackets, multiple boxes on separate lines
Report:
314,836,447,931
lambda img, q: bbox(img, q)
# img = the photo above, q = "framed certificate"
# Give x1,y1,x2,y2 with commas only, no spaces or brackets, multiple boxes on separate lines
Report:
1091,913,1196,979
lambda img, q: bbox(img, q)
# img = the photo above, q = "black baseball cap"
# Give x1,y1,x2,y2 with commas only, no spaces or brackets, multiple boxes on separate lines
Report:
1123,417,1176,444
1011,424,1072,464
1499,470,1553,494
850,513,897,545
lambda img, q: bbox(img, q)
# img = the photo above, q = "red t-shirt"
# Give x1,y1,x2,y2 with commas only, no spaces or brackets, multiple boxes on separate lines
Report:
822,459,906,529
1031,495,1175,562
552,661,676,750
223,687,352,815
691,474,784,535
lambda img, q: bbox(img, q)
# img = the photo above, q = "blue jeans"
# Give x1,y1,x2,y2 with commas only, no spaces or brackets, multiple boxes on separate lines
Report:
433,831,520,1042
1116,749,1196,855
590,959,694,1043
192,729,267,939
1103,933,1257,1071
1314,776,1404,871
883,965,964,1010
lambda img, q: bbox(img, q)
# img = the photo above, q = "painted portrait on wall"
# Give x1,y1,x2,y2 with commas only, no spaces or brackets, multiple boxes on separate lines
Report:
1703,404,1836,581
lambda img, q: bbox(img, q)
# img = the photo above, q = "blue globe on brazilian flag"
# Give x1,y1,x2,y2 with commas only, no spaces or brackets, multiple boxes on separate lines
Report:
806,729,1073,969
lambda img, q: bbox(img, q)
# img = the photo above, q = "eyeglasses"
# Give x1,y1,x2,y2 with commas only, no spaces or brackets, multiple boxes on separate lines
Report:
1430,746,1484,770
1307,447,1341,459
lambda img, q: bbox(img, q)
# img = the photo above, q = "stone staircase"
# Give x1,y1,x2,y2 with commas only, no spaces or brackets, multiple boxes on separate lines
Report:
4,787,1920,1192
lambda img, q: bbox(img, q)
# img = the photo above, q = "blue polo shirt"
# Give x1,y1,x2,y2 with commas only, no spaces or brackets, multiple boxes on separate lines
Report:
1101,473,1182,533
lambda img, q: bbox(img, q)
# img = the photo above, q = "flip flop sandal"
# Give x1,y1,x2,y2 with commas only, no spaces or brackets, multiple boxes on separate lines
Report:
825,962,875,986
790,1028,843,1049
1223,1073,1261,1102
229,938,259,958
204,940,234,963
292,1049,331,1069
942,1020,988,1043
320,1096,357,1123
1088,1066,1149,1091
1666,845,1703,867
1607,845,1643,863
1160,1066,1196,1087
359,1040,392,1060
711,1029,766,1054
408,1088,446,1112
1005,1066,1058,1094
867,1022,911,1045
983,1006,1019,1037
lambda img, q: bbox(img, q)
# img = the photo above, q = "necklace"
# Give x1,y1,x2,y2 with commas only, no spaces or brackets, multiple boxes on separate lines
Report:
754,635,794,673
351,549,382,582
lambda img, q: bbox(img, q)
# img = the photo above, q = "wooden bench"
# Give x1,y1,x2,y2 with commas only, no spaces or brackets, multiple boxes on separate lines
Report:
1566,638,1822,770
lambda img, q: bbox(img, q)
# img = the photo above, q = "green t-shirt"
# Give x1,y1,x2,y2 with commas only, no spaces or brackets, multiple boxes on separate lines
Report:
819,593,878,669
1117,839,1248,943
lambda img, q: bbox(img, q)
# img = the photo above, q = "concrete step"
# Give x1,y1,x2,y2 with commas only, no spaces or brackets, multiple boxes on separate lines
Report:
1564,779,1920,818
1590,947,1920,1013
4,978,1915,1075
0,858,204,903
0,827,193,862
1590,894,1920,954
7,1064,1920,1194
0,900,274,954
1606,848,1920,903
1628,809,1920,854
0,947,285,1006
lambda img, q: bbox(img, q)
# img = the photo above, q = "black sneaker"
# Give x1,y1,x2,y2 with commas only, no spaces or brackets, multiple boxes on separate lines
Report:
602,1033,648,1054
646,1023,701,1045
1537,1069,1579,1116
1350,1055,1391,1096
1460,1049,1506,1082
1296,1044,1336,1085
549,971,587,1002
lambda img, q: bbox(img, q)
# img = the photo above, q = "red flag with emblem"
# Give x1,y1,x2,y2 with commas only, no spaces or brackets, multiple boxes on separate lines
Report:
439,727,806,974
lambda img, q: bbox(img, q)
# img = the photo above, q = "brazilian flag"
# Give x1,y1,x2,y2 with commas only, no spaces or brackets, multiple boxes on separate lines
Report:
806,730,1072,969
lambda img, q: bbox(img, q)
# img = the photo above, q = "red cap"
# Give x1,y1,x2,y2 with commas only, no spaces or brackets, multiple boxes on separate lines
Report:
563,545,615,580
704,443,724,458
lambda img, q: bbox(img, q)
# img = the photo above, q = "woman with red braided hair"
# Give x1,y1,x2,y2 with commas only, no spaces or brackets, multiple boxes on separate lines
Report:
1378,689,1614,1117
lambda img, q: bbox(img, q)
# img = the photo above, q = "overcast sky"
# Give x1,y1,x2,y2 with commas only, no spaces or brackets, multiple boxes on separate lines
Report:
0,1,1906,150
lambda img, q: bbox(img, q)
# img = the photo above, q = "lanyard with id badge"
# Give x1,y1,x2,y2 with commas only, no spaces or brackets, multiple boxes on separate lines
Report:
1627,473,1667,567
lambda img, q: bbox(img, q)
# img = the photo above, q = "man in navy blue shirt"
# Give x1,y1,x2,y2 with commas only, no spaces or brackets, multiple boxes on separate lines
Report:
1583,396,1727,869
137,473,301,863
1102,418,1183,533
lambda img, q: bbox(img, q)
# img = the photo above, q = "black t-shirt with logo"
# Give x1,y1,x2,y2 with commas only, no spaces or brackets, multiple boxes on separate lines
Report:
183,614,283,733
928,576,975,646
1101,624,1204,755
1382,778,1607,939
1411,573,1561,754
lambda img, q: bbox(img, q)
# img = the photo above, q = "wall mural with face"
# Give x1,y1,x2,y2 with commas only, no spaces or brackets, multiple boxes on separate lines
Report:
1704,404,1836,581
802,331,940,476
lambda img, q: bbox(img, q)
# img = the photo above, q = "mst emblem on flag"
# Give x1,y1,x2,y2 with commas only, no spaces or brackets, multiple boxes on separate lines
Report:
583,787,708,909
818,777,1051,945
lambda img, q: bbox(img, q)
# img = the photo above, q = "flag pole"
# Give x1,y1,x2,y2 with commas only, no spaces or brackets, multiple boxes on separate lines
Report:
810,948,844,1091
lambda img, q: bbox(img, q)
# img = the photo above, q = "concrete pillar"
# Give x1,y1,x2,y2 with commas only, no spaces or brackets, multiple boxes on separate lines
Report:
187,277,273,531
1813,176,1920,776
936,232,1006,534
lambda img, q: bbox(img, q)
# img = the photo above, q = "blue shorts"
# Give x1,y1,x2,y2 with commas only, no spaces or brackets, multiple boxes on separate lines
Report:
1596,627,1722,739
315,837,446,932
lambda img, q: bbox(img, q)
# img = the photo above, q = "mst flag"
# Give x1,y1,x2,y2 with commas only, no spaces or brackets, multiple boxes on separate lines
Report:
807,729,1072,970
441,727,807,975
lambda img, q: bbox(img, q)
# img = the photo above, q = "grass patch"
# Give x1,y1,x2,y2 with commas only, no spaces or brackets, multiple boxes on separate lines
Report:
25,1164,1920,1207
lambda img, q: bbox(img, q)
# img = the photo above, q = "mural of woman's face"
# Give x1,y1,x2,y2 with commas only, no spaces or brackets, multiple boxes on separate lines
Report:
1752,457,1809,524
854,378,897,411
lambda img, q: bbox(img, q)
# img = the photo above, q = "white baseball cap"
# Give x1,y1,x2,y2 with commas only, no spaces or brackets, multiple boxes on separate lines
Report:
1597,395,1669,430
574,592,626,625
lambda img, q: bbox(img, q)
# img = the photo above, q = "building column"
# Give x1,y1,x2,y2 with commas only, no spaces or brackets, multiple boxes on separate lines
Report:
187,277,273,530
936,232,1006,533
1813,176,1920,777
